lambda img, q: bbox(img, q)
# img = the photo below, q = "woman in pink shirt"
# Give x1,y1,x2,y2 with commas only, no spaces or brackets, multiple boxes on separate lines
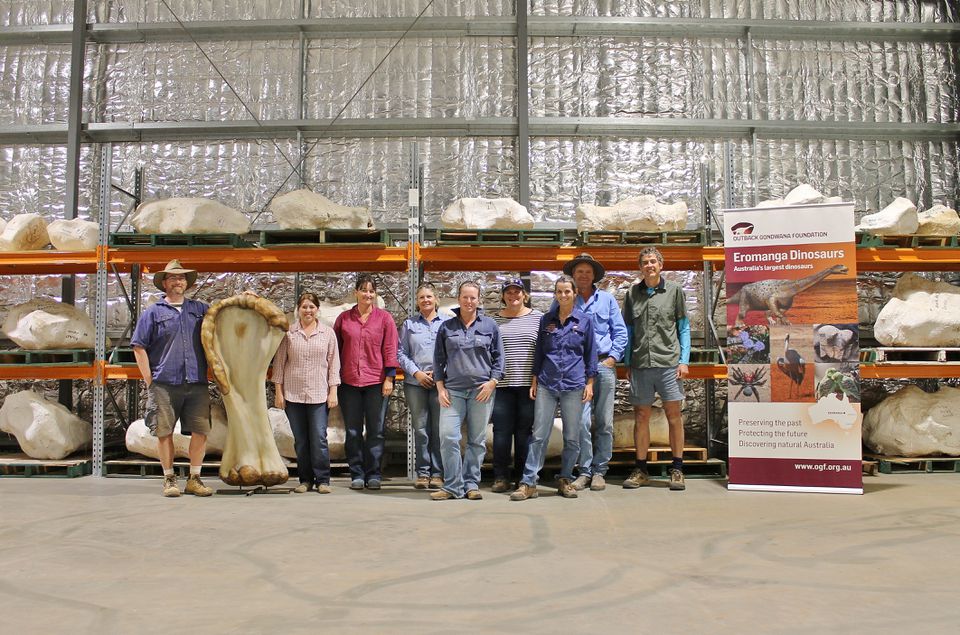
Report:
272,292,340,494
333,274,399,490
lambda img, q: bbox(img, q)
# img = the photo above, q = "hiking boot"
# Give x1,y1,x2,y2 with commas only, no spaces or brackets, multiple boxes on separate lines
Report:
571,475,591,490
589,474,606,491
366,479,382,490
293,482,311,494
557,478,578,498
623,468,650,489
350,478,365,490
669,468,686,491
509,484,538,501
162,474,180,497
315,483,331,494
431,489,455,501
428,476,443,489
184,475,212,497
490,478,511,493
465,489,483,500
414,476,429,490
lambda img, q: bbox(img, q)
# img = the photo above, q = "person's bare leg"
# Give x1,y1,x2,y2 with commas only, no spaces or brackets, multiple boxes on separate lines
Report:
633,405,652,460
157,435,175,470
188,432,207,468
663,400,684,457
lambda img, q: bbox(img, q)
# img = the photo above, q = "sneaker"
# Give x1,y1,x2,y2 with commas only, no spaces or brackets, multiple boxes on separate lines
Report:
350,478,365,490
623,468,651,489
557,478,578,498
184,475,213,497
431,489,455,501
669,468,686,491
315,484,331,494
465,489,483,500
509,483,538,501
571,475,591,491
428,476,443,489
490,478,511,493
162,474,180,497
414,476,429,489
366,479,382,490
293,483,311,494
589,474,606,491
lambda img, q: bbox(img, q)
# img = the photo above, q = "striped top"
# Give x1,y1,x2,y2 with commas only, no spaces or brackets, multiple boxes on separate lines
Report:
494,309,543,387
272,320,341,404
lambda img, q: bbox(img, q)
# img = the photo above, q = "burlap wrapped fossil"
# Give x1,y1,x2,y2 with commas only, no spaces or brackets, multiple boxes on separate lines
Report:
863,385,960,456
47,218,99,250
874,273,960,347
201,294,289,486
0,213,49,251
441,197,534,229
577,195,687,232
0,390,91,459
2,298,96,349
916,204,960,236
269,189,374,230
131,198,251,234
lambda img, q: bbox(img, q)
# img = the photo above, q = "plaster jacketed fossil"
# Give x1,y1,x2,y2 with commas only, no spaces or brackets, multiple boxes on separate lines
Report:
201,295,289,486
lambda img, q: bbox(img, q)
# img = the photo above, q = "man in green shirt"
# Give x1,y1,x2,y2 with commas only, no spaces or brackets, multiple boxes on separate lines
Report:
621,247,691,491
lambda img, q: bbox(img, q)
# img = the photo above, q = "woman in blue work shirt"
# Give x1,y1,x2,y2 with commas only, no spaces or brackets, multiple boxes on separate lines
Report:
511,276,597,501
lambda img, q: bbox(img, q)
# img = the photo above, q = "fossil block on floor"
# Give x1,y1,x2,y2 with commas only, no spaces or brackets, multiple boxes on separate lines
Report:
863,385,960,456
0,391,91,460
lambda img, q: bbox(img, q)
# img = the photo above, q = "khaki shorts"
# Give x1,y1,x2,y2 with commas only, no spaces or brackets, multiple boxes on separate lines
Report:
628,366,684,406
145,382,212,437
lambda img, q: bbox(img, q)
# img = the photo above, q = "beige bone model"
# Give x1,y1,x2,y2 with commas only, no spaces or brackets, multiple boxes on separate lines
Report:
201,294,289,486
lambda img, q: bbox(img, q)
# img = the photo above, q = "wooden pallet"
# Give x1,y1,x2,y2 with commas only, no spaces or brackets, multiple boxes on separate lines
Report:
0,348,94,366
865,454,960,474
862,460,879,477
863,347,960,364
856,232,959,248
579,230,706,246
258,229,390,246
109,232,251,248
612,446,709,462
0,454,92,478
437,228,565,245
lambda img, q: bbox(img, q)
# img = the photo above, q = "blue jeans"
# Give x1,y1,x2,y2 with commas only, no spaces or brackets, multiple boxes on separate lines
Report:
285,401,330,485
339,383,389,482
521,386,582,486
579,364,616,477
439,387,495,498
491,386,535,481
404,383,442,478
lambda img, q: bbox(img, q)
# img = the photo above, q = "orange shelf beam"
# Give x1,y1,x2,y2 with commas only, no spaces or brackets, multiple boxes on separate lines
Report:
857,247,960,272
0,250,98,275
615,364,727,380
0,365,97,380
861,364,960,379
420,245,722,272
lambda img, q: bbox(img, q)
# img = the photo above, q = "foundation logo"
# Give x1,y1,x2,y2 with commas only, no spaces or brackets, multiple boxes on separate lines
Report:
731,222,755,235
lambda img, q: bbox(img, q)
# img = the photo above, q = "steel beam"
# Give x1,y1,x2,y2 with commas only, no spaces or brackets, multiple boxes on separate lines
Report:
516,1,530,208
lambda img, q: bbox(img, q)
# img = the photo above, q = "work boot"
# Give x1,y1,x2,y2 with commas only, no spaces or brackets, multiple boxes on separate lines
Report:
315,484,331,494
589,474,606,491
623,468,650,489
465,489,483,500
428,476,443,489
293,482,312,494
184,475,213,497
414,476,429,490
669,468,686,491
557,478,578,498
162,474,180,497
431,489,455,501
509,483,538,501
490,478,511,493
571,475,591,490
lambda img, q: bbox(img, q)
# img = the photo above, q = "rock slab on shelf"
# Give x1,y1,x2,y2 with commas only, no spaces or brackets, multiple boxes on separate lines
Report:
0,213,49,251
874,273,960,347
441,197,534,230
577,195,687,232
916,204,960,236
131,198,251,235
0,391,91,460
856,197,919,235
47,218,99,251
2,298,96,349
269,189,374,230
863,385,960,456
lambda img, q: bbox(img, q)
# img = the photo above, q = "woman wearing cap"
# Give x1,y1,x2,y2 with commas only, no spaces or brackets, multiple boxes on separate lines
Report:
272,291,340,495
333,274,399,491
490,278,543,493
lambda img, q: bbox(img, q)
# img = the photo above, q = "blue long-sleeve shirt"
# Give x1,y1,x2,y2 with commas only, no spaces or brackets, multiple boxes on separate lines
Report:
433,308,505,392
131,297,209,385
532,307,597,393
397,310,448,386
552,286,628,361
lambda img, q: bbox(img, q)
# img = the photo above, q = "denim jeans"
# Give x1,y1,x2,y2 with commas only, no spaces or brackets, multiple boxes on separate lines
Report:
521,386,582,486
578,364,616,477
490,385,535,481
285,401,330,485
404,383,442,478
339,383,390,482
439,387,495,497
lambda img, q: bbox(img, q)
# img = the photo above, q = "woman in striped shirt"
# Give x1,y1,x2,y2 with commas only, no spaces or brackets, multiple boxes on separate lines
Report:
490,278,543,493
272,292,341,495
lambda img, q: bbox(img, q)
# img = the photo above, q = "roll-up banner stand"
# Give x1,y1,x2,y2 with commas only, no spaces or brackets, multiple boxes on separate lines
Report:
722,203,863,494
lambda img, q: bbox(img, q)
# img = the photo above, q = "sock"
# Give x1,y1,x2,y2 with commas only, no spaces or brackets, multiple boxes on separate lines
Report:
671,457,683,472
635,459,648,472
162,467,174,477
190,465,201,477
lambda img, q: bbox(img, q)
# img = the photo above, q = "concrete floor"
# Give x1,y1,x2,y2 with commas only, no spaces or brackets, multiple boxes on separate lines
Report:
1,474,958,634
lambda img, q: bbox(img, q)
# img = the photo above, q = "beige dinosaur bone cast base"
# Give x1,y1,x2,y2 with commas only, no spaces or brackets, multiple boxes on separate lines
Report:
201,295,289,487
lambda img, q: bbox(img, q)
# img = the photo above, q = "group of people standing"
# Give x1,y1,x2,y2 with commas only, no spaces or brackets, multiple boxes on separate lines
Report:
133,247,690,499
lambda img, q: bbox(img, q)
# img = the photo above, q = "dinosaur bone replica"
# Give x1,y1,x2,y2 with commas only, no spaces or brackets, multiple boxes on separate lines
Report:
441,197,534,229
47,218,99,250
201,294,289,486
863,385,960,456
0,213,49,251
269,189,374,230
577,195,687,232
856,197,919,235
131,198,251,234
0,390,91,459
756,184,842,208
2,298,96,349
874,273,960,347
728,264,849,327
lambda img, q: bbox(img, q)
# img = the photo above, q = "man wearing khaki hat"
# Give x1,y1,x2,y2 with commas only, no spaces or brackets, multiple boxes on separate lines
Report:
131,259,214,497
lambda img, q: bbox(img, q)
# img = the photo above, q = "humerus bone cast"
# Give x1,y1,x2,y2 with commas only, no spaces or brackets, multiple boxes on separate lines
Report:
874,273,960,347
577,195,687,232
202,295,289,486
441,197,534,230
863,385,960,456
47,218,99,250
269,189,374,230
0,213,49,251
0,390,91,459
131,198,251,235
2,298,96,349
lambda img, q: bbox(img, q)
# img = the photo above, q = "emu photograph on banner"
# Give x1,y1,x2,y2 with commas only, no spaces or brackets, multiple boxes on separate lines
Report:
723,203,863,494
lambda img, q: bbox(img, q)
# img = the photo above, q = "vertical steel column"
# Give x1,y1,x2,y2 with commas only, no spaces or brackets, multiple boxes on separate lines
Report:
516,2,530,208
700,161,717,458
406,142,421,481
294,0,308,308
93,143,111,477
744,29,759,206
125,168,143,424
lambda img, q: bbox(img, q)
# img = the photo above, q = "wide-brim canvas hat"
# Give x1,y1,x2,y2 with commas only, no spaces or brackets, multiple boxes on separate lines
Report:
562,252,605,283
153,259,198,291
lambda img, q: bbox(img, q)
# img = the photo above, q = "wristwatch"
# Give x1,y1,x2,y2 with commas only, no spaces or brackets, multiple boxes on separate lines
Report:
490,377,499,385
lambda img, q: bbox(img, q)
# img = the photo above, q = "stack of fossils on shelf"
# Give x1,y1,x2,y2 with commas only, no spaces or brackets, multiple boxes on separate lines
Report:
874,273,960,347
268,189,374,230
441,197,534,229
756,184,843,208
863,385,960,457
577,195,688,232
2,298,97,349
0,390,91,460
0,214,99,251
857,198,959,236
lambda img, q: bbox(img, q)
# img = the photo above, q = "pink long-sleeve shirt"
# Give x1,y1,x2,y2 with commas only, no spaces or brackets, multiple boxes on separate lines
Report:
272,321,341,404
333,305,399,387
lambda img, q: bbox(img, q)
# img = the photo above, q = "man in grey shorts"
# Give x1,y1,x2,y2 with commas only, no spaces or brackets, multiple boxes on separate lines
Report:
621,247,691,491
132,259,214,498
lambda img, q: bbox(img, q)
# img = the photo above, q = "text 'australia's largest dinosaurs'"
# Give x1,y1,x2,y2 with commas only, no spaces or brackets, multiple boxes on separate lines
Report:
728,264,849,327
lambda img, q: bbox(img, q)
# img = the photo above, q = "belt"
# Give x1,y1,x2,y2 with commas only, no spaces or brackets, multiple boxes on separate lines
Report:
597,354,610,361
